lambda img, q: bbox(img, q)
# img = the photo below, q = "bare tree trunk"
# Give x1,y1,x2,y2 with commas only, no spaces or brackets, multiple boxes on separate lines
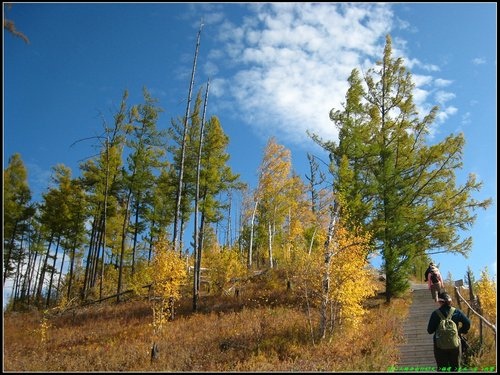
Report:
226,191,232,247
102,136,110,301
67,245,76,301
308,227,317,255
193,79,210,312
36,234,54,307
117,193,131,303
268,223,273,268
319,202,339,339
46,236,61,307
173,20,203,254
55,247,67,303
248,200,258,269
131,201,140,275
196,214,205,294
81,216,98,300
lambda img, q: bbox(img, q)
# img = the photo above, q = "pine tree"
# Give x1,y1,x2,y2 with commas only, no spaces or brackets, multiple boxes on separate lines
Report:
311,35,492,302
193,114,241,309
3,153,34,283
79,90,128,301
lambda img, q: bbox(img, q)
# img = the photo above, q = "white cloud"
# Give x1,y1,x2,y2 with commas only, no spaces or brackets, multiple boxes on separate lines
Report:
472,57,486,65
412,74,434,87
208,3,394,148
435,90,456,105
461,112,471,125
406,57,440,72
434,78,453,87
205,3,458,148
412,87,431,108
436,105,458,124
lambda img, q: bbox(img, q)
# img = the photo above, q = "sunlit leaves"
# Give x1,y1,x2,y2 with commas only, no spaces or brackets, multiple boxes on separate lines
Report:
311,35,492,301
329,225,376,329
474,267,496,322
205,245,246,295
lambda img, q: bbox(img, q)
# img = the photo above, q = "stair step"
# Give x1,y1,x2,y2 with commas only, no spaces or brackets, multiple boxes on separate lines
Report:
397,282,438,367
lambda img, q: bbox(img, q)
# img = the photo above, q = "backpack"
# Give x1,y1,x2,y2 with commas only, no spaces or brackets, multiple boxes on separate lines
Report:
435,307,460,349
430,268,439,284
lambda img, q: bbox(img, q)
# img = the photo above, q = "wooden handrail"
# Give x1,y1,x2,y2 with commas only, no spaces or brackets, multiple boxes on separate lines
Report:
455,287,496,335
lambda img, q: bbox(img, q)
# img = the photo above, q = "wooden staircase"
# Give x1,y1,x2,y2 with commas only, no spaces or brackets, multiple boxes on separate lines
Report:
397,282,439,370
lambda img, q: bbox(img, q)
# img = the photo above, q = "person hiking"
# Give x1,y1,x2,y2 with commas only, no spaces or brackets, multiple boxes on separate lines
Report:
427,292,471,372
425,263,444,302
424,262,436,282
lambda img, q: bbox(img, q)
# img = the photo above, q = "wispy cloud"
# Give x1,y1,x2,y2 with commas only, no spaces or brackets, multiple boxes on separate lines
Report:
472,57,486,65
26,162,52,201
435,91,456,105
461,112,471,126
434,78,453,88
206,3,455,148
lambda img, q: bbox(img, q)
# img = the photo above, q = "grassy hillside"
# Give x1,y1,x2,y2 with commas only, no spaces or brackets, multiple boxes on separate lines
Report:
3,270,495,372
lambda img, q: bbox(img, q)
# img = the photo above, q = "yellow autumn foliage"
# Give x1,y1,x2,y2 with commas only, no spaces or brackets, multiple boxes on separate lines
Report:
474,267,496,322
205,245,246,295
289,219,376,333
329,225,377,330
150,242,187,302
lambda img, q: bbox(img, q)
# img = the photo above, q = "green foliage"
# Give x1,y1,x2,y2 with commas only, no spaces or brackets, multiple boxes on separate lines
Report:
3,153,33,279
311,35,492,301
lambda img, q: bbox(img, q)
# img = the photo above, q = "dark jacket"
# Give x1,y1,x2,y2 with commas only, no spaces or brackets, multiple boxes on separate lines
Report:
424,266,432,282
425,266,440,283
427,305,471,342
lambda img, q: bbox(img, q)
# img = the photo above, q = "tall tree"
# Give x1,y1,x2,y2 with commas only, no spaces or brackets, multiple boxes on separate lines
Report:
79,91,128,301
3,153,33,283
37,165,71,307
192,80,210,311
168,90,202,256
125,88,165,275
172,21,203,254
60,177,87,302
255,138,294,268
193,113,241,309
312,35,492,302
117,88,165,302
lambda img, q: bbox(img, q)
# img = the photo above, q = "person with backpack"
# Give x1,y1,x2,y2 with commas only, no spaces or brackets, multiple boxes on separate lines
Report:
425,262,444,302
424,262,436,282
427,292,471,371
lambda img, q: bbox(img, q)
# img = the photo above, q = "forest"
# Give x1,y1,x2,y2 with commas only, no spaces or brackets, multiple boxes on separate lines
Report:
3,35,496,371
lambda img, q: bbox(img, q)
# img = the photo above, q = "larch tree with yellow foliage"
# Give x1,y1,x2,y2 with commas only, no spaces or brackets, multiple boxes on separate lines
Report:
204,244,246,296
130,239,187,360
475,267,496,324
291,197,376,340
319,202,376,339
328,224,377,330
254,137,295,269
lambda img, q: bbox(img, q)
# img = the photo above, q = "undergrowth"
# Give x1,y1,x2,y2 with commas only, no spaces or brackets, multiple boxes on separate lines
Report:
3,271,495,372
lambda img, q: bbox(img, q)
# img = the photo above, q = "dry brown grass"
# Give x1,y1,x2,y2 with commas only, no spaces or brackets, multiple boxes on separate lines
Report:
3,270,494,372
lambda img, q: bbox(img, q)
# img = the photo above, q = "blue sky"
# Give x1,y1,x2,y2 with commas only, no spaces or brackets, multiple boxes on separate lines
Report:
3,3,497,285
